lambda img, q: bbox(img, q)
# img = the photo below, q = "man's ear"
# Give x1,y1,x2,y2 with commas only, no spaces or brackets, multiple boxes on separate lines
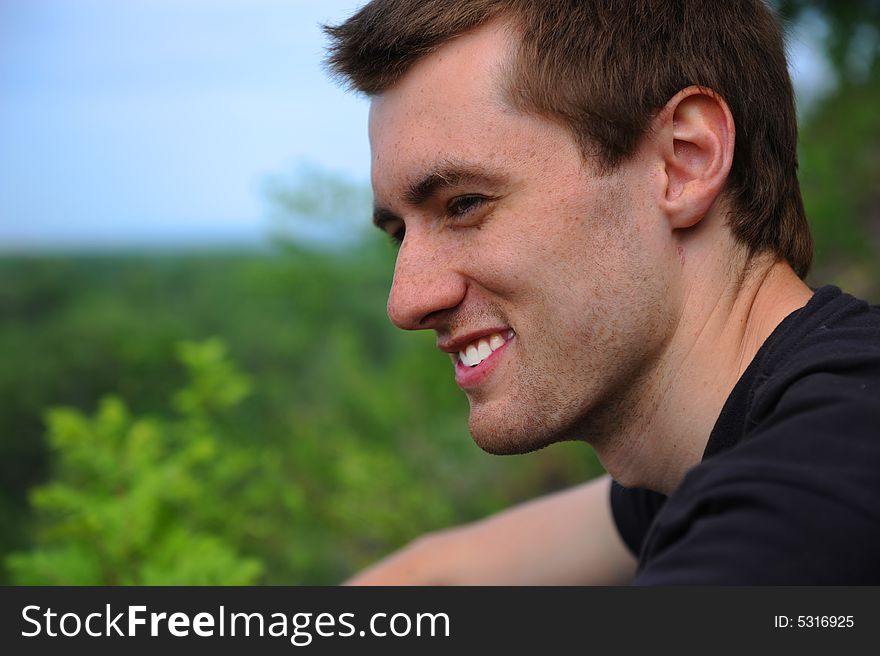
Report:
654,86,735,230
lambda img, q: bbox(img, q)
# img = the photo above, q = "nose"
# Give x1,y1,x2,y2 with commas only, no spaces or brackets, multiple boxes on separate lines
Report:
387,233,466,331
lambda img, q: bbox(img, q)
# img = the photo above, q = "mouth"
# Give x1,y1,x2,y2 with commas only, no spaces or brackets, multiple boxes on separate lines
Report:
455,329,515,366
448,329,516,389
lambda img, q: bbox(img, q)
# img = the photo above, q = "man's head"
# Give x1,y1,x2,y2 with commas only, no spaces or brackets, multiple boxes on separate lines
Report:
326,0,812,277
324,1,812,455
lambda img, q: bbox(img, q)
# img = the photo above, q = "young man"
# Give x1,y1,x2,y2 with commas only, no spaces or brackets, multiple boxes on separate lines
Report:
325,0,880,584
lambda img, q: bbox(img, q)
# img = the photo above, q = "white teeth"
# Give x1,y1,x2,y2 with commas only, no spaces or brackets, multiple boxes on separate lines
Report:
476,339,492,361
458,331,513,367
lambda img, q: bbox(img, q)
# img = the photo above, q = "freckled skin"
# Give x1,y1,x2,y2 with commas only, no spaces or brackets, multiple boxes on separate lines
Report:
369,22,679,455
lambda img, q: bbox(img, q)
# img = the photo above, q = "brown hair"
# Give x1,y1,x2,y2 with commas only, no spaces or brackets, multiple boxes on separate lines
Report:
325,0,813,277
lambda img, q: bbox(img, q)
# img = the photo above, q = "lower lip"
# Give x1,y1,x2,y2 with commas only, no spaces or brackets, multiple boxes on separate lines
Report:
454,337,513,389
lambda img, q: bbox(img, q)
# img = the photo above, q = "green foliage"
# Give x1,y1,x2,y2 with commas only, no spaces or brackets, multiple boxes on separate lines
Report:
792,14,880,297
777,1,880,82
799,75,880,276
0,247,602,585
173,339,252,416
6,341,263,585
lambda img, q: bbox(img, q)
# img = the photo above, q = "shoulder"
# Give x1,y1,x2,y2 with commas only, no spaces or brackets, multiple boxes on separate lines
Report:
753,286,880,392
634,287,880,584
739,286,880,471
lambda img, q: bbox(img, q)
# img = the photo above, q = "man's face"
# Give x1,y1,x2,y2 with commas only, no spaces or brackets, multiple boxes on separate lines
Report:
368,22,677,454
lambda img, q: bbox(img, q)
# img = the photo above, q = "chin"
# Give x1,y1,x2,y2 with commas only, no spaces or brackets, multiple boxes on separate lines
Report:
467,407,560,456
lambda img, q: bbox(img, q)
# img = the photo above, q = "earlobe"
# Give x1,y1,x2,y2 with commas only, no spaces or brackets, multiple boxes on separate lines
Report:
658,87,735,230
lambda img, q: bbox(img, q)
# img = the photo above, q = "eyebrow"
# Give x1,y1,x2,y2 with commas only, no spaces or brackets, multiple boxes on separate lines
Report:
372,160,509,230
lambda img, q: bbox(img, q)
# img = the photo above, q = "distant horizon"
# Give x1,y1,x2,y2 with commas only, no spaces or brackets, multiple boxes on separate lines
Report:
0,222,270,254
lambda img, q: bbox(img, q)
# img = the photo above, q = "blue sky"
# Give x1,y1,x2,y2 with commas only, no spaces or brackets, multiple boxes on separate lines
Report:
0,0,370,249
0,1,831,250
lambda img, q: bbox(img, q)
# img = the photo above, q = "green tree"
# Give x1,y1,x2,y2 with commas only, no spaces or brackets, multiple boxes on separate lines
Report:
779,1,880,296
6,339,262,585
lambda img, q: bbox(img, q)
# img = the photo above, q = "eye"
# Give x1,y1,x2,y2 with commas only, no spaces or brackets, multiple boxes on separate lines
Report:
388,226,405,246
379,217,405,246
447,195,489,218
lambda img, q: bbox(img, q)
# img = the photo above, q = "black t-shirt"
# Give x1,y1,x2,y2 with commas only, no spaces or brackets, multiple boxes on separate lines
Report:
610,285,880,584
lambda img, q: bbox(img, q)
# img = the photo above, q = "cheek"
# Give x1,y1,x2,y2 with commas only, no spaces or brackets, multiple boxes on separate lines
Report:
462,173,631,302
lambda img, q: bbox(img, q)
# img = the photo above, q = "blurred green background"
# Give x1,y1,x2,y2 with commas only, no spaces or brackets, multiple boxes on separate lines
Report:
1,2,878,585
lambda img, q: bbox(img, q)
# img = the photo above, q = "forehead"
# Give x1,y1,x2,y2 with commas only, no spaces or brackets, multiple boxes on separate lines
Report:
367,22,523,194
369,20,512,124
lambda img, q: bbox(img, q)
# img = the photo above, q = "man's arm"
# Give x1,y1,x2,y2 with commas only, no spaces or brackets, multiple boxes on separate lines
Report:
344,473,637,585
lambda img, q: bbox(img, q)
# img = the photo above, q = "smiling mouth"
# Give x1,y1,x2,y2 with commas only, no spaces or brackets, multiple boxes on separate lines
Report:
457,329,516,367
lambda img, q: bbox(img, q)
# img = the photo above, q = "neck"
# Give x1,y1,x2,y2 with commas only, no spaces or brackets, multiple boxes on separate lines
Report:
598,251,814,495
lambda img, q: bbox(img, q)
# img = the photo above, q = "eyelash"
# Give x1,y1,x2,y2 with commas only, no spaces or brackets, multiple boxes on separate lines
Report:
389,227,405,246
386,195,493,246
447,194,489,218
